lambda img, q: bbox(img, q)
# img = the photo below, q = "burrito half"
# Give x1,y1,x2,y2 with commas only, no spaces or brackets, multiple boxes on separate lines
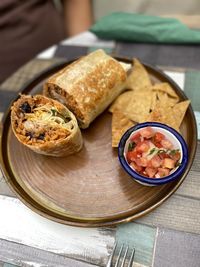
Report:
43,49,131,128
11,94,83,157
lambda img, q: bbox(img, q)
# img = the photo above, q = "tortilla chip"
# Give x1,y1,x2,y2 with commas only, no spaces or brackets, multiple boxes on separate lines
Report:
154,92,178,108
126,58,152,90
124,90,154,123
109,91,134,113
109,58,189,139
151,83,179,100
149,91,159,111
147,103,179,131
112,110,134,147
110,89,154,123
173,100,190,128
168,97,179,107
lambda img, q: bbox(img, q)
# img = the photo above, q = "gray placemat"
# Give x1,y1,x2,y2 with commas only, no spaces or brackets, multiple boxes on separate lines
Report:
115,42,200,69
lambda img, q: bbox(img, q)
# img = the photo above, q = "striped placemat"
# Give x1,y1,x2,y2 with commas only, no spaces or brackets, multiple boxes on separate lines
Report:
0,31,200,267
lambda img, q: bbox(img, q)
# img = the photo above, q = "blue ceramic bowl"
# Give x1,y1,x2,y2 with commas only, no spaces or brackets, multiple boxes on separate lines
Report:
118,122,189,186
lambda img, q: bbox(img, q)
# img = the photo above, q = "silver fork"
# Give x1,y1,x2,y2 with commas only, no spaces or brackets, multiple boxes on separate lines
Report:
106,242,135,267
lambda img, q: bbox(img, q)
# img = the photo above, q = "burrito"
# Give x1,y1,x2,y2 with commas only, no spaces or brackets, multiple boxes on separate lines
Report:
43,49,131,128
11,94,83,157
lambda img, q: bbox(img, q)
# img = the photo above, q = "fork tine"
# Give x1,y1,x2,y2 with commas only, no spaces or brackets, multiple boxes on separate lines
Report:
127,248,135,267
106,242,117,267
107,243,135,267
114,244,124,267
120,246,129,267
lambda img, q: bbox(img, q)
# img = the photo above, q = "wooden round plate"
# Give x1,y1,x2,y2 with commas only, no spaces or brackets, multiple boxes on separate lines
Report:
0,58,197,227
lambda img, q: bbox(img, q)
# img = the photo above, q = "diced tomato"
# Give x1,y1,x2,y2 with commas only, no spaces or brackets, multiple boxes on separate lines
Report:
135,157,148,167
170,151,181,161
147,160,153,168
158,152,170,160
157,168,170,177
139,169,147,177
131,133,141,144
145,167,157,178
161,139,173,149
154,132,165,143
154,142,163,148
139,127,154,139
136,141,150,153
155,173,161,178
126,127,179,179
130,162,143,172
126,150,140,163
162,158,175,169
151,155,163,168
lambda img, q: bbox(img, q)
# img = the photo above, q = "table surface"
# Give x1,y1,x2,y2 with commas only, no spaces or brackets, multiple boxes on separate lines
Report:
0,31,200,267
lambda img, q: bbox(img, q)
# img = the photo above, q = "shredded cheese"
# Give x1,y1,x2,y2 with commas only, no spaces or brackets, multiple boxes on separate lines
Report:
24,104,73,131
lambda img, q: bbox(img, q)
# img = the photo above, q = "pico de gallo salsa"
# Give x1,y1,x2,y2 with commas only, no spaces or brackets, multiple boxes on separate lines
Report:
126,127,181,178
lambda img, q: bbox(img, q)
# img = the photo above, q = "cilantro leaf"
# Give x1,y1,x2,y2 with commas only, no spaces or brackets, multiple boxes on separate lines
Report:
169,149,180,155
148,147,156,155
176,161,182,167
128,142,136,151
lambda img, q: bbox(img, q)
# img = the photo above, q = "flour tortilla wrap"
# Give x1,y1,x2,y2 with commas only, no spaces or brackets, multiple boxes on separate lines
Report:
11,94,83,157
43,49,131,128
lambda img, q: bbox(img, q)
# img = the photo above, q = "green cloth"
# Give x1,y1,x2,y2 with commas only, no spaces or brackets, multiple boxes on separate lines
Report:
90,12,200,44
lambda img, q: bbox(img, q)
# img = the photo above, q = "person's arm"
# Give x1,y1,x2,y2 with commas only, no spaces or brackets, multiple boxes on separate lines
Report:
63,0,93,36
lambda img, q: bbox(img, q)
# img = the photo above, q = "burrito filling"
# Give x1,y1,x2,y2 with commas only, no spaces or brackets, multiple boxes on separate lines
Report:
13,98,74,145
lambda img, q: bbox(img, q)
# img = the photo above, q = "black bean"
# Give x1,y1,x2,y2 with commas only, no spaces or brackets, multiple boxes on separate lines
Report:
20,102,31,113
26,132,34,139
38,133,45,140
